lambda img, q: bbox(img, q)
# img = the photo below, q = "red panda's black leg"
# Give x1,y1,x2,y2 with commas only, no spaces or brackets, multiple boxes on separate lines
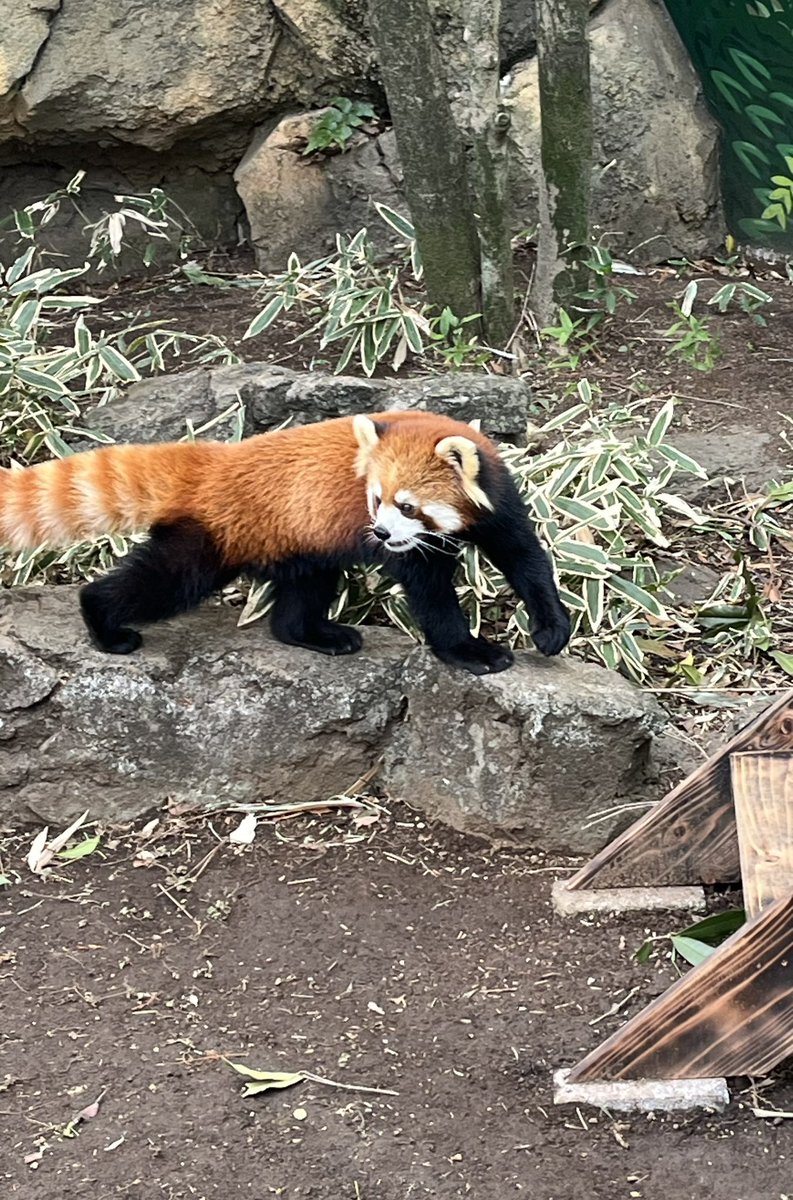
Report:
385,550,514,675
470,477,571,657
79,520,236,654
269,563,363,656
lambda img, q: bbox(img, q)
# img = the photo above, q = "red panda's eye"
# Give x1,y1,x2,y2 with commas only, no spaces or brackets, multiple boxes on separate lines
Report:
398,502,417,518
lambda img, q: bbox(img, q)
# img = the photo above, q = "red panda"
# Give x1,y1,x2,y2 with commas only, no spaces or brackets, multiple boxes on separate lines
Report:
0,410,570,674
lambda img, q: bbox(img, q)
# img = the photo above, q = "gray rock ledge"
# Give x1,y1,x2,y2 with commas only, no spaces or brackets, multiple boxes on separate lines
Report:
1,587,664,853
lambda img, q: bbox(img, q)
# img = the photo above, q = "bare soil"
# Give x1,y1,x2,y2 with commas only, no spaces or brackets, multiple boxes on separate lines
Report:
1,805,791,1200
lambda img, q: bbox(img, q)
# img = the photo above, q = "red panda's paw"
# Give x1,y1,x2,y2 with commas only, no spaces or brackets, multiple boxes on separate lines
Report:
434,637,514,676
317,623,364,656
531,612,572,658
288,622,364,657
87,626,143,655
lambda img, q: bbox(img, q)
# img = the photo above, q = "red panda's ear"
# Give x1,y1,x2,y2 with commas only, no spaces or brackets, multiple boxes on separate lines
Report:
435,436,494,511
352,415,384,477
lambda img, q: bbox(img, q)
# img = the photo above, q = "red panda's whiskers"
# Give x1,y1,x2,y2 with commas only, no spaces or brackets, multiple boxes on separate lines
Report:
421,531,459,556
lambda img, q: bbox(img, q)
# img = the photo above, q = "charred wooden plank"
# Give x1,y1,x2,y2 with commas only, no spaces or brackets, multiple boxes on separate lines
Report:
567,892,793,1081
567,691,793,890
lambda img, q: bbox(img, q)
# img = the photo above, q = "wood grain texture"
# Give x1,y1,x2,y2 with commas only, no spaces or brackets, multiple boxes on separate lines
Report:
732,752,793,919
567,892,793,1081
567,691,793,890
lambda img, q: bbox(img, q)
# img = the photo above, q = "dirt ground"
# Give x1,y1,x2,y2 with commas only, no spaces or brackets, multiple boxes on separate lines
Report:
1,804,792,1200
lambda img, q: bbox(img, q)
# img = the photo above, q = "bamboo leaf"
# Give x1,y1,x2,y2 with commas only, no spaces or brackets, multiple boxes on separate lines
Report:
678,910,745,942
583,576,605,632
58,835,101,861
244,294,287,339
647,399,675,447
727,47,770,90
655,443,708,478
374,203,416,241
746,104,785,138
97,344,141,382
770,649,793,675
731,140,770,179
607,575,668,620
711,70,751,112
670,935,715,967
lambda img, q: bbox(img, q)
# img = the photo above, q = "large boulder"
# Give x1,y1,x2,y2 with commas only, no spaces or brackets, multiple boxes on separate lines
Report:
1,587,666,854
83,363,537,445
0,587,408,825
0,0,60,139
236,0,723,270
0,0,724,273
506,0,723,263
384,650,664,854
10,0,281,151
235,114,404,270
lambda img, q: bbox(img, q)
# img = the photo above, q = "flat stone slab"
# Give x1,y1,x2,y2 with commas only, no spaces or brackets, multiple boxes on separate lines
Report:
552,879,706,916
553,1069,730,1113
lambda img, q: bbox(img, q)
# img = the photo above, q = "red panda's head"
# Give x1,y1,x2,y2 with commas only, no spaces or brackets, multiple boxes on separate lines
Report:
352,413,494,554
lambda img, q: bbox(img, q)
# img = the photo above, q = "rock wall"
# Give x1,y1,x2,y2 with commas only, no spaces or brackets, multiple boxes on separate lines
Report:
0,0,722,270
0,587,665,854
81,362,537,447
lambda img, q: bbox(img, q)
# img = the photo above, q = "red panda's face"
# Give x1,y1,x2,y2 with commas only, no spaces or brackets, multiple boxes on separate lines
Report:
352,415,494,554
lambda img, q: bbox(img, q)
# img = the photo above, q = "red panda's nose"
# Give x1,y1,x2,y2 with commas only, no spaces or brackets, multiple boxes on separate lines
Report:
372,525,391,542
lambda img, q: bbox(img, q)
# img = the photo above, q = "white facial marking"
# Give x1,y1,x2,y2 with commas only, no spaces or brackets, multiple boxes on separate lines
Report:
374,503,424,552
366,479,383,520
422,501,463,534
394,488,420,509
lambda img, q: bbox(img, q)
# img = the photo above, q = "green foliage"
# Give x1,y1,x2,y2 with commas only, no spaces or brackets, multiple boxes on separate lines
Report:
240,205,487,376
429,308,489,369
302,97,377,156
707,279,772,324
0,179,238,585
539,246,637,368
0,170,196,271
664,304,720,372
578,246,638,317
539,308,598,370
637,909,745,968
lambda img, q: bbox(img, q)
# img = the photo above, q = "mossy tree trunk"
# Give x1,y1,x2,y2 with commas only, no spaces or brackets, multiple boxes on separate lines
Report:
454,0,515,348
530,0,592,327
367,0,483,327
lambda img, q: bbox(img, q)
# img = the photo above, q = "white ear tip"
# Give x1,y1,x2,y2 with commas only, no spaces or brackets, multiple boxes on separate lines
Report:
352,414,381,451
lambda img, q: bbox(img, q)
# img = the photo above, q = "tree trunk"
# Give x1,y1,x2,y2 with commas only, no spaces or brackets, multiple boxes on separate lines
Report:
367,0,482,325
455,0,515,348
531,0,592,327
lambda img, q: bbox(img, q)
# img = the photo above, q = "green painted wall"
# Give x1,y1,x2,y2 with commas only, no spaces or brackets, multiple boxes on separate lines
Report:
664,0,793,249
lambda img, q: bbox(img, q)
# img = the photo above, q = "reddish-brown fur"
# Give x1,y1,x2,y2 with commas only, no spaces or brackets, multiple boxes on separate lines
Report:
0,411,499,564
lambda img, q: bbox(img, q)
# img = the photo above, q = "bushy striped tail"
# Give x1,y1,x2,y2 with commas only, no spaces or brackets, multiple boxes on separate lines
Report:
0,442,211,550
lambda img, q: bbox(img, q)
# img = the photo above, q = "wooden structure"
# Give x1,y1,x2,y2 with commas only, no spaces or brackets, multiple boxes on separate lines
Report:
563,691,793,1084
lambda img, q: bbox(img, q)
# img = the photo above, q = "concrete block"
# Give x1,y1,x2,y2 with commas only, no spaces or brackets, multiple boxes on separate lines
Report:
553,1068,729,1113
552,878,706,916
